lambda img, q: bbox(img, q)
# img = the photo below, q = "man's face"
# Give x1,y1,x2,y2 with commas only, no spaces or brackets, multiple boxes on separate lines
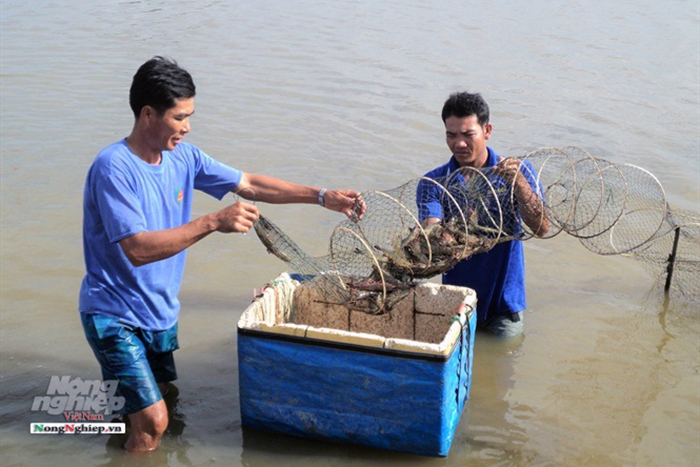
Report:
445,114,492,168
147,97,195,152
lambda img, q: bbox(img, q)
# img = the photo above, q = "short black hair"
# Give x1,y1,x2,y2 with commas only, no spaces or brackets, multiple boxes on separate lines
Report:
129,56,196,118
441,92,489,126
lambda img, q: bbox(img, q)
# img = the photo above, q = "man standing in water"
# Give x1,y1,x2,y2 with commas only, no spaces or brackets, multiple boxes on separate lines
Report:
420,92,550,337
79,56,362,451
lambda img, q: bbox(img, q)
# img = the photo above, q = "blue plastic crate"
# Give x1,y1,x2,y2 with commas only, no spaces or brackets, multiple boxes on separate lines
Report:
237,274,476,457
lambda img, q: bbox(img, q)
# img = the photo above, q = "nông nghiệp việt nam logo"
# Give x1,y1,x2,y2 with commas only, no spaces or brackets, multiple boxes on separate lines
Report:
31,375,125,421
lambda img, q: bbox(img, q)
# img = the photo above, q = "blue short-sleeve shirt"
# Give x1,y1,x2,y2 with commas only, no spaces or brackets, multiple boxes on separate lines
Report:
79,139,242,330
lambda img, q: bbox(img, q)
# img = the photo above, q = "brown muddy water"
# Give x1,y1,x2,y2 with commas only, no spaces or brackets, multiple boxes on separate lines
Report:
1,1,698,466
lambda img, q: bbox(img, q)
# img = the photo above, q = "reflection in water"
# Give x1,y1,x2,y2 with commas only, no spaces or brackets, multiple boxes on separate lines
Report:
656,290,677,355
240,425,436,467
541,295,697,466
451,332,538,467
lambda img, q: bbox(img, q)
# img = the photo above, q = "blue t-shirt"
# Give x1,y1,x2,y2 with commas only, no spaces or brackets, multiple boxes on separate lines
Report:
418,147,540,322
79,139,242,331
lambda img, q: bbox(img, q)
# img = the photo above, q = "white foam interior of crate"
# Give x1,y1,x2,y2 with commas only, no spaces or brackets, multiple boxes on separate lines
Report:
237,272,476,357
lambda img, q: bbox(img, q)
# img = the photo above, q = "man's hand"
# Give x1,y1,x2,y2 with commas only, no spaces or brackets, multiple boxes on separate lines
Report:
323,189,366,220
494,156,525,186
213,202,260,233
495,156,550,237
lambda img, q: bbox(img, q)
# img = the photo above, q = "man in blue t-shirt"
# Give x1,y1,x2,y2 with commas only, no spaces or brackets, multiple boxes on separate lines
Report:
419,92,550,338
79,56,363,452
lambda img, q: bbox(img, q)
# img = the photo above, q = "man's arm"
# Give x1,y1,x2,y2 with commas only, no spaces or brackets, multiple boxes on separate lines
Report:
120,172,364,267
235,172,363,218
119,202,259,267
496,157,551,238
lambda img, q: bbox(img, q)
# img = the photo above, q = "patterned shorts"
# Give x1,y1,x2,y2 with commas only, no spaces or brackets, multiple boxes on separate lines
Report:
81,313,179,414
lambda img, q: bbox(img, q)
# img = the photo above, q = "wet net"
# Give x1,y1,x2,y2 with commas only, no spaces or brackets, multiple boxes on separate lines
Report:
254,147,700,314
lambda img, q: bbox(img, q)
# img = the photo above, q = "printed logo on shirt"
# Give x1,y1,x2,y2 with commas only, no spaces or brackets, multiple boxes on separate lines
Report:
175,187,184,203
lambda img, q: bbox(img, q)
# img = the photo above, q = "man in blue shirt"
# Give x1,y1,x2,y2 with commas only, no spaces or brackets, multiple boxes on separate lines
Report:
80,56,362,451
420,92,549,338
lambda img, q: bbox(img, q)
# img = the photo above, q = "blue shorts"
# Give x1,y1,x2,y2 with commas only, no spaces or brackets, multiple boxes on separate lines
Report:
81,313,179,414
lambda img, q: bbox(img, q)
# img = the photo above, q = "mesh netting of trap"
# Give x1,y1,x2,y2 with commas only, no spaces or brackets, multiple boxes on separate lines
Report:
254,147,700,314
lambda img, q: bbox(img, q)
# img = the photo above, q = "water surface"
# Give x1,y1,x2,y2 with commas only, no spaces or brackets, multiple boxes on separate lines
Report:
1,1,698,466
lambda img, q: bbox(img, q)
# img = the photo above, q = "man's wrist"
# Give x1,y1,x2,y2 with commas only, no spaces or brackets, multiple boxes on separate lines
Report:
202,211,221,233
318,188,327,207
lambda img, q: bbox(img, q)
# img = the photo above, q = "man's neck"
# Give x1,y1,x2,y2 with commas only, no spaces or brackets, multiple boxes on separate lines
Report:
476,147,491,168
125,131,162,165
